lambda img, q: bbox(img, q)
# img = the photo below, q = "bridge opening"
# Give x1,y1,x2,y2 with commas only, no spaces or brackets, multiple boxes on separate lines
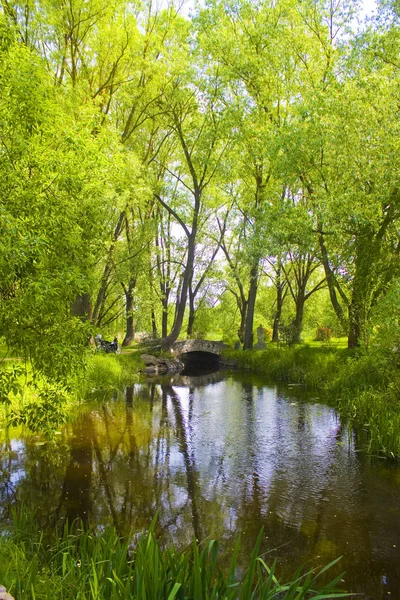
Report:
179,351,220,375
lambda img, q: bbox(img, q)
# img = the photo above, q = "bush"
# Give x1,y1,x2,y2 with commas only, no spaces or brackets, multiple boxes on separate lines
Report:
77,352,141,398
264,327,273,342
224,345,341,388
280,324,301,346
81,354,124,394
315,326,333,342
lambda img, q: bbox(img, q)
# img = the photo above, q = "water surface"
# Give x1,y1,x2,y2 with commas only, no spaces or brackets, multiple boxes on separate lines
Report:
1,371,400,598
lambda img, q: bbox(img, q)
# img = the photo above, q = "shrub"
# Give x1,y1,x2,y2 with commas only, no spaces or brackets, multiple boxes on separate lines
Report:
280,324,301,346
264,327,273,342
315,326,333,342
81,354,123,394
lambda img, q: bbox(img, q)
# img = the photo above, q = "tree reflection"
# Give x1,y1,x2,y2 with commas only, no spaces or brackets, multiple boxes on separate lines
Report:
58,414,92,526
162,385,202,540
2,376,400,596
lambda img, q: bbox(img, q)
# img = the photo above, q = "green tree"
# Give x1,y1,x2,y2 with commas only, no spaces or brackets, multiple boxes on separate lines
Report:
0,21,119,377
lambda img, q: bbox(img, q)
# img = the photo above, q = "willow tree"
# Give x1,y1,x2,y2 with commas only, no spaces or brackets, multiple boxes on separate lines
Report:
196,0,335,347
151,56,232,345
280,14,400,347
0,18,118,378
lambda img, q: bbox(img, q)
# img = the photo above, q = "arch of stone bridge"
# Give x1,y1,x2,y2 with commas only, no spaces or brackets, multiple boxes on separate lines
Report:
171,340,226,357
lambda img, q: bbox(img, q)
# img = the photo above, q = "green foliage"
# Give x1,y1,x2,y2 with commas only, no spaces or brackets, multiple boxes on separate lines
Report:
280,324,302,347
0,363,72,435
0,364,24,407
369,279,400,358
336,384,400,457
325,349,400,454
327,350,390,394
82,354,124,394
9,379,70,435
225,346,342,388
0,511,349,599
0,22,122,381
0,352,142,436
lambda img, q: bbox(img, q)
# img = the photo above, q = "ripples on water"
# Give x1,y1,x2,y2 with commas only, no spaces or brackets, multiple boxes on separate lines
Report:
1,371,400,598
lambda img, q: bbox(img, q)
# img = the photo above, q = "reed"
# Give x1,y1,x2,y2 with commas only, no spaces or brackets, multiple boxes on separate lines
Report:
0,513,349,600
225,346,343,388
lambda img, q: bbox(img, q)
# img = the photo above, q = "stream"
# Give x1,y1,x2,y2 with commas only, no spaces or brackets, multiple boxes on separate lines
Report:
1,370,400,598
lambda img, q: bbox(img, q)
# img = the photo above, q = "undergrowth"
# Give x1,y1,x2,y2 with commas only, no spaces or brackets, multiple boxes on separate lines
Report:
0,512,349,600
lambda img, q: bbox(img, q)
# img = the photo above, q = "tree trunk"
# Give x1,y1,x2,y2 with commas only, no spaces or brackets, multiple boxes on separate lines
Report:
187,289,195,337
238,303,247,346
187,305,195,337
92,211,125,325
348,301,362,348
272,286,284,343
347,278,368,348
166,252,193,345
122,278,136,346
347,228,374,349
71,293,92,320
161,295,169,338
318,227,348,330
165,214,198,346
292,296,305,345
151,308,158,339
243,260,259,350
272,263,285,343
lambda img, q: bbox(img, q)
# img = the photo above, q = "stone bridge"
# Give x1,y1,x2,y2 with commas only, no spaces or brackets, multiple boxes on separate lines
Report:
171,339,227,357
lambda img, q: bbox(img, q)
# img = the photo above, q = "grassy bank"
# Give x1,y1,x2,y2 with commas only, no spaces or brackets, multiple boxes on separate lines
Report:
76,350,142,397
225,345,400,457
0,351,142,438
0,512,348,600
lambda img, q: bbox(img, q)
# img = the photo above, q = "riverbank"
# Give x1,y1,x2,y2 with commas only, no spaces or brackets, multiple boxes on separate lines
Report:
225,345,400,457
0,352,143,438
0,350,395,598
2,343,399,456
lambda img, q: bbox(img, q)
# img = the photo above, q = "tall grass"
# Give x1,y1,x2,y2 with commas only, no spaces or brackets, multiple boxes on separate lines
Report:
0,351,143,437
75,351,142,397
0,513,349,600
224,346,343,388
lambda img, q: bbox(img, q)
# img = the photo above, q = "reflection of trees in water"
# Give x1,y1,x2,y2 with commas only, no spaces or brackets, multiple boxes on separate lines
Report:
57,414,92,526
162,385,201,541
52,383,202,539
0,438,16,520
87,387,161,535
0,435,72,529
2,379,400,595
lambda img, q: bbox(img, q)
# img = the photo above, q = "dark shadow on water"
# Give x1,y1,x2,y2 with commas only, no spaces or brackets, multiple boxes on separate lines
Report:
174,370,226,387
180,350,220,377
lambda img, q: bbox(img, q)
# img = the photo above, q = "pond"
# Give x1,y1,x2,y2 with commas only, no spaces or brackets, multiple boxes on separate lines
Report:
1,370,400,598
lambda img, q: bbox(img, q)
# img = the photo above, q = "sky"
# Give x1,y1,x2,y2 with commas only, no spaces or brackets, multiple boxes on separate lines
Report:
361,0,377,16
172,0,380,20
